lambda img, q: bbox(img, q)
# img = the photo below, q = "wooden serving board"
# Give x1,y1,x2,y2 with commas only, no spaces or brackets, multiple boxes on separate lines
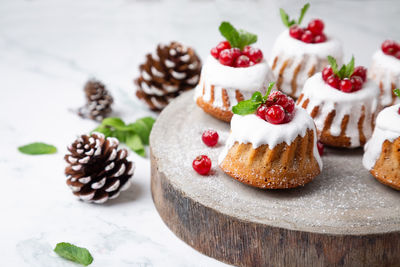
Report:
150,91,400,267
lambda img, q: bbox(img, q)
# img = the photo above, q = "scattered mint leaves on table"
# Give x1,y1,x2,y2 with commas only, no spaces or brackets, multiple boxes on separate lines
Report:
18,142,57,155
93,116,155,157
232,82,275,115
219,22,257,51
54,242,93,266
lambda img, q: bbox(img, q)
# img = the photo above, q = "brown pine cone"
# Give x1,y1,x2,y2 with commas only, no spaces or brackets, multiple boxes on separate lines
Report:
64,133,134,204
78,79,113,121
135,41,201,111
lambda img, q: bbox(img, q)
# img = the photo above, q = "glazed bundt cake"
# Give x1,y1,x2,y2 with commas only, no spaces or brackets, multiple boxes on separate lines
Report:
369,40,400,107
270,4,343,98
219,86,322,189
363,103,400,190
195,22,275,122
297,57,380,148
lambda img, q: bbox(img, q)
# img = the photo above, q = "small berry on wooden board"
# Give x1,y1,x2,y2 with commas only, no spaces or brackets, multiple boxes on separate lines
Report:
192,155,212,175
202,130,219,147
323,56,367,93
210,22,263,68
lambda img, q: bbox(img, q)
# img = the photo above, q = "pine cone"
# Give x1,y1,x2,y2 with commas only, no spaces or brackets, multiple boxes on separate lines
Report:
78,79,113,121
64,133,134,204
135,41,201,111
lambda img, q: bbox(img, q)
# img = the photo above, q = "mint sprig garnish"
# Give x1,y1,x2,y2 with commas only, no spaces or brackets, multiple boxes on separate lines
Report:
54,242,93,266
327,55,355,80
93,116,155,157
18,142,57,155
394,88,400,98
232,82,275,115
219,22,257,51
280,3,310,28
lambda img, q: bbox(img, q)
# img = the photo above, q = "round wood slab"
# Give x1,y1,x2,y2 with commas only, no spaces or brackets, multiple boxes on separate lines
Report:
150,91,400,267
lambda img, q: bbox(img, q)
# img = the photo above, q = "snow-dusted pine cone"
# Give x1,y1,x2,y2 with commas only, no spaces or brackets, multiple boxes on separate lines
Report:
78,79,113,121
64,133,134,204
135,41,201,111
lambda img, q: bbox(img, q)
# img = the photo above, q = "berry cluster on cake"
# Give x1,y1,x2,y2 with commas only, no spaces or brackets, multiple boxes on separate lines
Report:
218,83,322,189
297,56,380,148
369,40,400,107
195,22,275,122
270,4,343,98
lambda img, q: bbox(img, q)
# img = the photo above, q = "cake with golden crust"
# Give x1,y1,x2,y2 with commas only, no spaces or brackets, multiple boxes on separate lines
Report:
219,106,322,189
369,40,400,107
297,72,380,148
363,104,400,190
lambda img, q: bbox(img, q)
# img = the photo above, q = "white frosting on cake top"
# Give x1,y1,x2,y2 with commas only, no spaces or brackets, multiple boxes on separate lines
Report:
298,73,380,147
199,55,274,91
372,49,400,73
363,104,400,170
271,29,343,59
218,106,323,170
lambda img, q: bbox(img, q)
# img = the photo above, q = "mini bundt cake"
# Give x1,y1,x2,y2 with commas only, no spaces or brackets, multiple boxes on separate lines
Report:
270,4,343,98
297,57,380,148
363,103,400,190
219,86,322,189
195,22,275,122
369,40,400,107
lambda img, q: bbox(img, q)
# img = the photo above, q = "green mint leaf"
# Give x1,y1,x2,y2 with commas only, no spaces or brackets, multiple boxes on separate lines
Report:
238,30,258,50
346,56,355,77
92,126,113,138
338,65,347,80
219,22,240,48
298,3,310,25
394,88,400,98
232,100,260,115
279,8,291,27
18,143,57,155
101,117,125,129
264,82,276,100
54,242,93,266
251,92,263,103
126,134,145,157
327,56,339,76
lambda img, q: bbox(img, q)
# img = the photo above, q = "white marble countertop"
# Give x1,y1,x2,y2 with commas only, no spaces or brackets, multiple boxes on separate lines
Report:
1,0,399,266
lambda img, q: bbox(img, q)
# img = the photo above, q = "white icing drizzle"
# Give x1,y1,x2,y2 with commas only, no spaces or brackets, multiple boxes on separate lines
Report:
171,71,186,80
363,104,400,170
298,73,380,147
151,66,164,78
91,177,106,189
78,176,91,184
165,59,175,68
270,30,343,97
369,49,400,106
112,163,126,177
78,156,90,164
142,71,152,81
218,107,322,170
105,180,120,192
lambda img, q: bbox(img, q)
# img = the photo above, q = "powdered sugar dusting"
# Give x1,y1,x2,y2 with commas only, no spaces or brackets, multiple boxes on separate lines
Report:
151,91,400,235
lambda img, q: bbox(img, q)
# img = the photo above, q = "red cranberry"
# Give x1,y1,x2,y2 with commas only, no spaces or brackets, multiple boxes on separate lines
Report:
235,55,251,68
340,78,353,93
382,40,398,55
192,155,212,175
322,66,333,81
272,93,289,107
202,129,219,147
265,105,285,124
301,30,314,43
314,33,327,43
289,25,304,40
351,76,363,92
216,41,231,53
352,66,367,81
307,19,324,35
398,106,400,115
230,48,241,60
219,49,234,66
256,104,269,120
326,75,340,89
395,50,400,60
317,141,324,156
210,47,219,59
283,111,295,123
246,47,263,63
285,97,295,113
